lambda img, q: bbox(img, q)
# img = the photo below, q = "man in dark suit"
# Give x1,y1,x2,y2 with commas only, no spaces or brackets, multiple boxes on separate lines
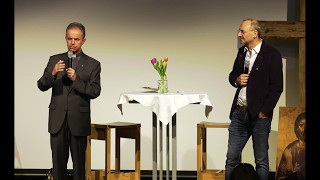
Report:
37,22,101,180
225,19,283,180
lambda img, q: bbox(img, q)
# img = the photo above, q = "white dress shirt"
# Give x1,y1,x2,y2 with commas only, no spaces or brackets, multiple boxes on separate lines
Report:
237,40,262,107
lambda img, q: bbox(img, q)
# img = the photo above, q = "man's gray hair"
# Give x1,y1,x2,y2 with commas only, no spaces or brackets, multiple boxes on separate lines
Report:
66,22,86,38
243,18,261,38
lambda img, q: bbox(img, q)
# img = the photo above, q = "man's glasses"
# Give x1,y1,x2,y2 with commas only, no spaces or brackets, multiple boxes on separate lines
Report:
238,29,254,35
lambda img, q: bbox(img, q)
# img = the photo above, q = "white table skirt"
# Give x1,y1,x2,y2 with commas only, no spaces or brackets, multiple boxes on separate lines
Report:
117,91,213,125
117,91,213,180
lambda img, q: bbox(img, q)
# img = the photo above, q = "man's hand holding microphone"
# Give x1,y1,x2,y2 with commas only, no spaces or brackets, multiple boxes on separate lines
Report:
52,51,76,81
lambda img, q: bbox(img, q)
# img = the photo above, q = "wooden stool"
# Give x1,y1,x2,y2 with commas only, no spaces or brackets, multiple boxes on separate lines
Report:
86,122,141,180
197,121,230,180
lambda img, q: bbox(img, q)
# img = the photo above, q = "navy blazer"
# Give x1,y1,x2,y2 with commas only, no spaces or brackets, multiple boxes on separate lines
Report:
229,41,283,119
37,52,101,136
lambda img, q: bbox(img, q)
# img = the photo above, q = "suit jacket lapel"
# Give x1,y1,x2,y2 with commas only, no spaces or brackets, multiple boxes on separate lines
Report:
75,54,88,74
251,41,266,74
68,53,88,93
238,47,246,72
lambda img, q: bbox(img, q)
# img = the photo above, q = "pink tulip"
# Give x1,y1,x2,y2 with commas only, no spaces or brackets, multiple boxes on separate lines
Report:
151,58,157,64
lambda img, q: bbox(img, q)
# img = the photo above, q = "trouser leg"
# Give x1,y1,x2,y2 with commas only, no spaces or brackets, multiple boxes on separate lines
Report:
50,120,69,180
225,110,250,180
252,117,271,180
69,133,87,180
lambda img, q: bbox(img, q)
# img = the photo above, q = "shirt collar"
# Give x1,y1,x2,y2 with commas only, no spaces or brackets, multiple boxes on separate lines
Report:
76,50,84,58
244,39,263,54
66,50,84,58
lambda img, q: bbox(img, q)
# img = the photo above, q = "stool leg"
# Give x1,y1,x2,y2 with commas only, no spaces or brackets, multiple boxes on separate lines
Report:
86,137,91,180
105,127,111,180
202,128,207,170
135,126,141,179
115,129,120,173
197,126,201,180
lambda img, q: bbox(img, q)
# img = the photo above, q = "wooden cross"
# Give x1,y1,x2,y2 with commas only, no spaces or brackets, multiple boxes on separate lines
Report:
258,0,306,107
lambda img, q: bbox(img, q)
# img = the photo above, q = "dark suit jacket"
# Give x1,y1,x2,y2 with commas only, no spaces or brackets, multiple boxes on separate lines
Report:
37,51,101,136
229,41,283,119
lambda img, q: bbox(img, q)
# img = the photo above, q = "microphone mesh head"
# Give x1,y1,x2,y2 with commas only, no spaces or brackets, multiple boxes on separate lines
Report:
68,51,73,58
245,60,250,67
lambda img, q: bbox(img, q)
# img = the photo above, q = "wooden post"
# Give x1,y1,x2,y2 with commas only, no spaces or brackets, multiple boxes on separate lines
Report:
299,0,306,107
299,38,306,107
258,0,306,106
300,0,306,21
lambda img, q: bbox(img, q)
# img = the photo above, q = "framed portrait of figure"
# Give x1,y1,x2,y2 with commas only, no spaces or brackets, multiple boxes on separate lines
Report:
276,107,305,180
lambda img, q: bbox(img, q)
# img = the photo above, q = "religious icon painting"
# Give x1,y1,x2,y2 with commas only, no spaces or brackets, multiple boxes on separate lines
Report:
276,106,305,180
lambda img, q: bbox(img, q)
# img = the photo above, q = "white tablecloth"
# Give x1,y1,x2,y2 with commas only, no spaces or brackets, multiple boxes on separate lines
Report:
117,91,213,125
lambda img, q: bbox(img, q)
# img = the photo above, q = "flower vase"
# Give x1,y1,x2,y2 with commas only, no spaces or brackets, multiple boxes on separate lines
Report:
158,80,168,93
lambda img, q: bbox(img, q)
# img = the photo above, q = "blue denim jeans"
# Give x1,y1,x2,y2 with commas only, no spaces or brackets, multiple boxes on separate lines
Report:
225,109,271,180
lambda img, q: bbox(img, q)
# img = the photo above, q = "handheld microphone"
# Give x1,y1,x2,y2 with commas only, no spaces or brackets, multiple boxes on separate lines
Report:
244,59,250,74
71,54,76,68
67,51,73,68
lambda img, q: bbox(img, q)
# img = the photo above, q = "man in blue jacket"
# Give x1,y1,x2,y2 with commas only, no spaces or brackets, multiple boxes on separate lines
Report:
225,18,283,180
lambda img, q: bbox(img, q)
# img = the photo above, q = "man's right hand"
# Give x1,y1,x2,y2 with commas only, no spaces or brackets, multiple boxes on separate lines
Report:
52,60,65,76
236,73,250,87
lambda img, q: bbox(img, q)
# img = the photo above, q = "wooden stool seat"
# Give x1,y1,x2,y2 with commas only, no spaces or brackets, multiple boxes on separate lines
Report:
197,121,230,180
86,122,141,180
